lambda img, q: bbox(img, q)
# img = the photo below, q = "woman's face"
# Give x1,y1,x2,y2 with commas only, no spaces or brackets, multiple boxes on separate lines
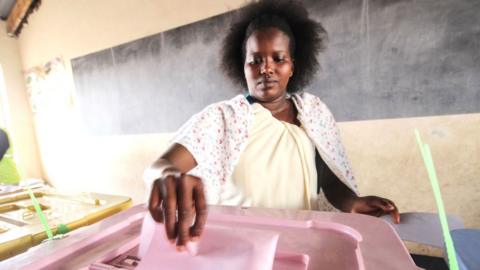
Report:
244,27,294,102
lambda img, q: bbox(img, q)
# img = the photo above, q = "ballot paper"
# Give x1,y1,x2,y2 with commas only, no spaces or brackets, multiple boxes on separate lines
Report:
137,213,280,270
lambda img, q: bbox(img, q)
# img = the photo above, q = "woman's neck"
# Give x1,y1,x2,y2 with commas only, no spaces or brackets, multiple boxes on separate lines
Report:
255,95,290,115
255,95,299,126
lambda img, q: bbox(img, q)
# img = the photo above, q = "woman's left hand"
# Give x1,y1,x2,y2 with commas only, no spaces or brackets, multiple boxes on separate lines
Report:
351,196,400,224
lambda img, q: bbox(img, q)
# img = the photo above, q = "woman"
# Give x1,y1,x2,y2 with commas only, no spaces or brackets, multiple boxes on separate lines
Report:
145,0,400,251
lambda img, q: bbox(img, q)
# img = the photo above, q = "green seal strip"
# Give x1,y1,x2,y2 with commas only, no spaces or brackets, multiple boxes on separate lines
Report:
414,129,459,270
26,187,54,240
57,223,70,234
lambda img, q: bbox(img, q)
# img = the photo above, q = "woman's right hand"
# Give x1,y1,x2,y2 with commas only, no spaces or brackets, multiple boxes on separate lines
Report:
147,165,207,251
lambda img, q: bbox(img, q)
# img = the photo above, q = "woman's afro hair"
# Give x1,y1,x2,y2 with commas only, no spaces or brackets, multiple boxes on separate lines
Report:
221,0,328,93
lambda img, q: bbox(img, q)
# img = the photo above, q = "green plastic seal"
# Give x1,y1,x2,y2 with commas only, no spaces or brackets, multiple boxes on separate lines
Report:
57,223,70,234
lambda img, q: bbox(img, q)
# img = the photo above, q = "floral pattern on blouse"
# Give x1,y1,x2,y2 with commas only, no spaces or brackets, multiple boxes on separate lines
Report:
171,92,358,210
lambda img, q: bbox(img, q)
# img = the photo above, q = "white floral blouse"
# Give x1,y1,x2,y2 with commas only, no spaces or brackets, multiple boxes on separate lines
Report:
171,92,358,211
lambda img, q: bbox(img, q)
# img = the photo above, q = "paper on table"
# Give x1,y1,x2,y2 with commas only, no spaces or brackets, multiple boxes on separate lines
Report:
137,213,279,270
381,212,464,248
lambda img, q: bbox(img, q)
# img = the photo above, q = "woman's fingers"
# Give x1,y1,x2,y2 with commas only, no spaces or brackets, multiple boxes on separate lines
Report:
176,175,195,250
366,197,391,211
362,208,383,217
369,197,401,224
148,173,208,250
384,199,401,224
390,207,401,224
163,176,178,243
156,174,208,251
148,179,164,223
191,178,208,241
357,196,401,224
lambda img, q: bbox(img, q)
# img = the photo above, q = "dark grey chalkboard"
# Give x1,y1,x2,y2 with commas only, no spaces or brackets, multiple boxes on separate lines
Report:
72,14,237,135
307,0,480,121
72,0,480,135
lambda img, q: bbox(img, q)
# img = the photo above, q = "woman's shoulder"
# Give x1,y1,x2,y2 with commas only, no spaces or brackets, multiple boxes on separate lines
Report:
190,94,251,124
292,91,331,114
199,94,250,115
173,94,251,143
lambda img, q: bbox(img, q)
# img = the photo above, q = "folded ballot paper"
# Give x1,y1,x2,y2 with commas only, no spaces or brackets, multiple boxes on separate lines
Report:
137,213,279,270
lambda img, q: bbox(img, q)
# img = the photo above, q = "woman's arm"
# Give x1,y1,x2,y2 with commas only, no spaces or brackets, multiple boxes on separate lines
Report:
146,143,207,251
318,152,400,223
318,153,357,212
145,143,197,180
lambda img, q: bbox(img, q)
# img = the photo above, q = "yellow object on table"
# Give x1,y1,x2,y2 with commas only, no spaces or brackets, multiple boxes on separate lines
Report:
0,129,20,185
0,189,131,260
0,153,21,185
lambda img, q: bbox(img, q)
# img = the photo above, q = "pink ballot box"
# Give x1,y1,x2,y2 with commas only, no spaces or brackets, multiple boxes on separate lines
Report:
3,204,421,270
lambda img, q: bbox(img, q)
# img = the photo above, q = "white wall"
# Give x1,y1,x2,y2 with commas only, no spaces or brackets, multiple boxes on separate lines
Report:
0,20,42,179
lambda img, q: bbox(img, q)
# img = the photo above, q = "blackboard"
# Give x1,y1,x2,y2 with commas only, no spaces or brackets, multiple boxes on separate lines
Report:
72,0,480,135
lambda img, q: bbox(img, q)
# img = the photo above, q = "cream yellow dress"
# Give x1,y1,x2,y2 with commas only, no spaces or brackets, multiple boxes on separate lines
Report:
220,103,318,210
